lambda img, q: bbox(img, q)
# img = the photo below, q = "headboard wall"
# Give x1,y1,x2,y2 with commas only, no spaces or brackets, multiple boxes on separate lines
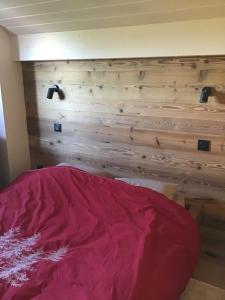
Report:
23,57,225,196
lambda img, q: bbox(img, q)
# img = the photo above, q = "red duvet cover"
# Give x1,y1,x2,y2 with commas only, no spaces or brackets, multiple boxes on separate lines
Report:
0,167,200,300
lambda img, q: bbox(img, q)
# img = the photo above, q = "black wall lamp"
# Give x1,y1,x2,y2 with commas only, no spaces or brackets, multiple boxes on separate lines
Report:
47,84,65,100
200,86,212,103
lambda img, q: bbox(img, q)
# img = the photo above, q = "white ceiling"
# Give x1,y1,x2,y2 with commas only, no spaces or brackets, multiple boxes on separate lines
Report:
1,0,225,35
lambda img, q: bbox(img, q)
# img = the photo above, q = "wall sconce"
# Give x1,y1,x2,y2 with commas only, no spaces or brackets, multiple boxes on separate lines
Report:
200,86,212,103
47,84,59,99
47,84,65,100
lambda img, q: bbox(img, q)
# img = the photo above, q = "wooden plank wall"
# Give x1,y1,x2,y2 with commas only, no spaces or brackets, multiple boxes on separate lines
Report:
22,57,225,199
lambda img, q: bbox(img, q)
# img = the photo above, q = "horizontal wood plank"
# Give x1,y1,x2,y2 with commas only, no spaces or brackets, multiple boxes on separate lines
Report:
27,118,225,156
23,57,225,196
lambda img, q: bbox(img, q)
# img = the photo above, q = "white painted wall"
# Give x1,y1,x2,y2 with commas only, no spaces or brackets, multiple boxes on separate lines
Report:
0,86,10,187
0,26,30,187
15,17,225,61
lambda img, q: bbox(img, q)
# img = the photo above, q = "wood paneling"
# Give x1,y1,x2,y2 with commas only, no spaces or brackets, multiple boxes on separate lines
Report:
23,57,225,198
186,198,225,290
2,0,225,35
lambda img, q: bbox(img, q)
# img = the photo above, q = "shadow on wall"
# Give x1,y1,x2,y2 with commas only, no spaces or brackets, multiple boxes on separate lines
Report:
23,63,39,169
0,84,9,188
0,137,9,188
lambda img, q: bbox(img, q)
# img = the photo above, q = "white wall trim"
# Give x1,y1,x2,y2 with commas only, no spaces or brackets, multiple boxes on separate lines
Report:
14,17,225,61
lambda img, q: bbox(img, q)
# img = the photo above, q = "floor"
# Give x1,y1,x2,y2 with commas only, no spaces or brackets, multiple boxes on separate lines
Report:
182,199,225,299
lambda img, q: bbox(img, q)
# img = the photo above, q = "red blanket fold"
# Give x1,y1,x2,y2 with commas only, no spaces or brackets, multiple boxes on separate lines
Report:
0,167,200,300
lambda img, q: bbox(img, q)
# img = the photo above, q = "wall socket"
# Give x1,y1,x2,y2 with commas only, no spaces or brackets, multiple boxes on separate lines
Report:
197,139,211,152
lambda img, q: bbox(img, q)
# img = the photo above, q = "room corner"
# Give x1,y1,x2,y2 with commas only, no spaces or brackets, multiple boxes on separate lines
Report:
0,26,30,186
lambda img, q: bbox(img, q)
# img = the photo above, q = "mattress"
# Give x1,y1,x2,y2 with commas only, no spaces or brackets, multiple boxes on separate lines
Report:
0,167,200,300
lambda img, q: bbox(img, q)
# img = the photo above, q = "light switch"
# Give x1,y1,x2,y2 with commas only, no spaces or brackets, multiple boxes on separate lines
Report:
197,140,211,151
54,123,62,132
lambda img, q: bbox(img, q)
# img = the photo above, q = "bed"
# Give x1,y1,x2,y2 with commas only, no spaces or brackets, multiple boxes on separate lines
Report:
0,166,200,300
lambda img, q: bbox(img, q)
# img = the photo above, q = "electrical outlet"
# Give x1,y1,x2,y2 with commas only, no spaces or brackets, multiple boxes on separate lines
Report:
54,123,62,132
197,139,211,152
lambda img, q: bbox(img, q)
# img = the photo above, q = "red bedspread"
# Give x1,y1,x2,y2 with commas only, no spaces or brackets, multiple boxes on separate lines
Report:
0,167,200,300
